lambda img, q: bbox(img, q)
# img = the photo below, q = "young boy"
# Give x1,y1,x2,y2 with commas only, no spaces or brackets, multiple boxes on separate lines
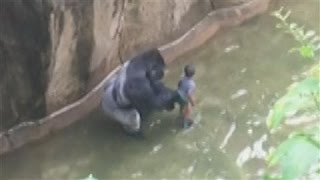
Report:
176,64,196,128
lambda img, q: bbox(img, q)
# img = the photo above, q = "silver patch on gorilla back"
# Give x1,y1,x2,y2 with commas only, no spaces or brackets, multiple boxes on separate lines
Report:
102,70,141,132
113,62,131,107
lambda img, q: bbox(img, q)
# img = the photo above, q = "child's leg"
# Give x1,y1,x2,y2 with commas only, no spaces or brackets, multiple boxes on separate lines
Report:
182,103,193,128
182,103,191,119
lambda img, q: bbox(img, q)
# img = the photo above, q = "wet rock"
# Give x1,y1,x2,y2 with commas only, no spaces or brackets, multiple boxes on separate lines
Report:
213,0,251,8
7,122,39,149
0,133,10,154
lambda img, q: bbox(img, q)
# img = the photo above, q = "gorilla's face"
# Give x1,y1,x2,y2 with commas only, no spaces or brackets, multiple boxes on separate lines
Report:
146,69,164,81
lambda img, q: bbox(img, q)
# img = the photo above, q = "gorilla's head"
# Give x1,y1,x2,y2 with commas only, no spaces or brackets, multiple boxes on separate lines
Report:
146,69,164,81
143,49,165,72
126,48,166,78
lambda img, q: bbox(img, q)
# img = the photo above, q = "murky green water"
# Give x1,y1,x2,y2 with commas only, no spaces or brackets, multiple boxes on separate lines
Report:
1,1,319,179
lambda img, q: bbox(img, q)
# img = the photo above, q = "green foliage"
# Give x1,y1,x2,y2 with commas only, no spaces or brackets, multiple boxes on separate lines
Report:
272,7,320,60
292,44,315,59
267,76,320,129
265,7,320,180
307,64,320,79
80,174,98,180
267,129,320,179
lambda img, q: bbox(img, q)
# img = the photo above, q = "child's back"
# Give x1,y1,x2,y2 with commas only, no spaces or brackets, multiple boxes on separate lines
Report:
178,76,195,99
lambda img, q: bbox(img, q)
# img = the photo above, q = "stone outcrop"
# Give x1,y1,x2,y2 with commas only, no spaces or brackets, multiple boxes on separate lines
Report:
0,0,50,130
0,0,271,155
46,0,94,112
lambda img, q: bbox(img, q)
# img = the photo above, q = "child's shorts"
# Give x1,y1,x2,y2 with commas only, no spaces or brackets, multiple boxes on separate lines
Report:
175,91,189,107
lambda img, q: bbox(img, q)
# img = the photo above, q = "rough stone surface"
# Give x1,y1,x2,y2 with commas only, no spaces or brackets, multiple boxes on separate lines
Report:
7,122,39,149
0,0,50,130
46,0,94,112
213,0,251,8
87,0,213,88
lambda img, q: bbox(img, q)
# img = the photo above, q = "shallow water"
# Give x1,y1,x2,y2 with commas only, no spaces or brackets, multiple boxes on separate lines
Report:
1,1,319,179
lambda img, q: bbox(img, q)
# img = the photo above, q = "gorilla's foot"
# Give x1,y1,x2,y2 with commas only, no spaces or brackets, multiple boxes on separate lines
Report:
123,128,145,139
123,126,145,139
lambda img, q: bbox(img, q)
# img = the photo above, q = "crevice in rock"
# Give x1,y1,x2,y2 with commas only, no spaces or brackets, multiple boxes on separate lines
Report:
209,0,216,10
115,0,126,65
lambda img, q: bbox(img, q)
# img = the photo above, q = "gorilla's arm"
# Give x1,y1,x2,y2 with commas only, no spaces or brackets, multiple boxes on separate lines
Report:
150,81,176,111
124,78,165,116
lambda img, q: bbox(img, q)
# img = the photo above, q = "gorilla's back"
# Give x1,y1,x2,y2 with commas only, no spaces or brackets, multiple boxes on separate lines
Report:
125,48,165,79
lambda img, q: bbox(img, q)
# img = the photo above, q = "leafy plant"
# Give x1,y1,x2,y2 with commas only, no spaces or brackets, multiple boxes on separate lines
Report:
272,7,320,60
267,76,320,129
267,126,320,179
265,7,320,180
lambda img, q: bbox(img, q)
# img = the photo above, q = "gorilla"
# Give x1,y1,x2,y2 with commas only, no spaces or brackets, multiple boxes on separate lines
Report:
102,49,177,134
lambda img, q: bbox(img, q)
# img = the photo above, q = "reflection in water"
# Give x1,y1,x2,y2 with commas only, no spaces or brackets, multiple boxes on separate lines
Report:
224,44,240,53
236,134,268,167
219,122,236,150
231,89,248,100
1,1,319,179
150,144,163,155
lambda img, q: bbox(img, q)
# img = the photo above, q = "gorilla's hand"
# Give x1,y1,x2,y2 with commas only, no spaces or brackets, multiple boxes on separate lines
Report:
164,100,175,111
150,80,177,111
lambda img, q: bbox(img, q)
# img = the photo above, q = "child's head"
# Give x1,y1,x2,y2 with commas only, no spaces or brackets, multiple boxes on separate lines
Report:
184,64,195,78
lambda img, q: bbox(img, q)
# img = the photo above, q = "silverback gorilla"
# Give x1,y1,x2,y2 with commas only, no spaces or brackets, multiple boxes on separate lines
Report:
102,49,177,135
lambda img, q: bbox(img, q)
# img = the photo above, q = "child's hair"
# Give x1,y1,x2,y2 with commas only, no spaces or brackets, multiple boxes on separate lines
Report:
184,64,195,77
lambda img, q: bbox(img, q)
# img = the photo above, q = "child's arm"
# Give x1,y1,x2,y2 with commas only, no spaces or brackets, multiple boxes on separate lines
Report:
187,92,196,106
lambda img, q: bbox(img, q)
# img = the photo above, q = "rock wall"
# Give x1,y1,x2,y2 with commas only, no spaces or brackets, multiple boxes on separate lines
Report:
0,0,50,130
46,0,94,112
1,0,216,129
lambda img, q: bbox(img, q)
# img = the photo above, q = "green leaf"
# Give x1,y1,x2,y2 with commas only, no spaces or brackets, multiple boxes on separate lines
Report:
267,103,285,129
299,45,315,59
306,64,320,79
267,77,320,129
263,174,282,180
301,125,320,147
287,77,319,94
268,135,320,179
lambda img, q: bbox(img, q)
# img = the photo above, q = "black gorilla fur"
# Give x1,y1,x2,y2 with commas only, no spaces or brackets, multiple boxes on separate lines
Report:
102,48,177,133
124,49,176,119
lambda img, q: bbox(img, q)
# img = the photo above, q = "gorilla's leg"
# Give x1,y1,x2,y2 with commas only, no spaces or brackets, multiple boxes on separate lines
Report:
102,82,141,133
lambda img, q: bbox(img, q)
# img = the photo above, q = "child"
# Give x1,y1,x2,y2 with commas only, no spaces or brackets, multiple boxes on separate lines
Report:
176,64,196,128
